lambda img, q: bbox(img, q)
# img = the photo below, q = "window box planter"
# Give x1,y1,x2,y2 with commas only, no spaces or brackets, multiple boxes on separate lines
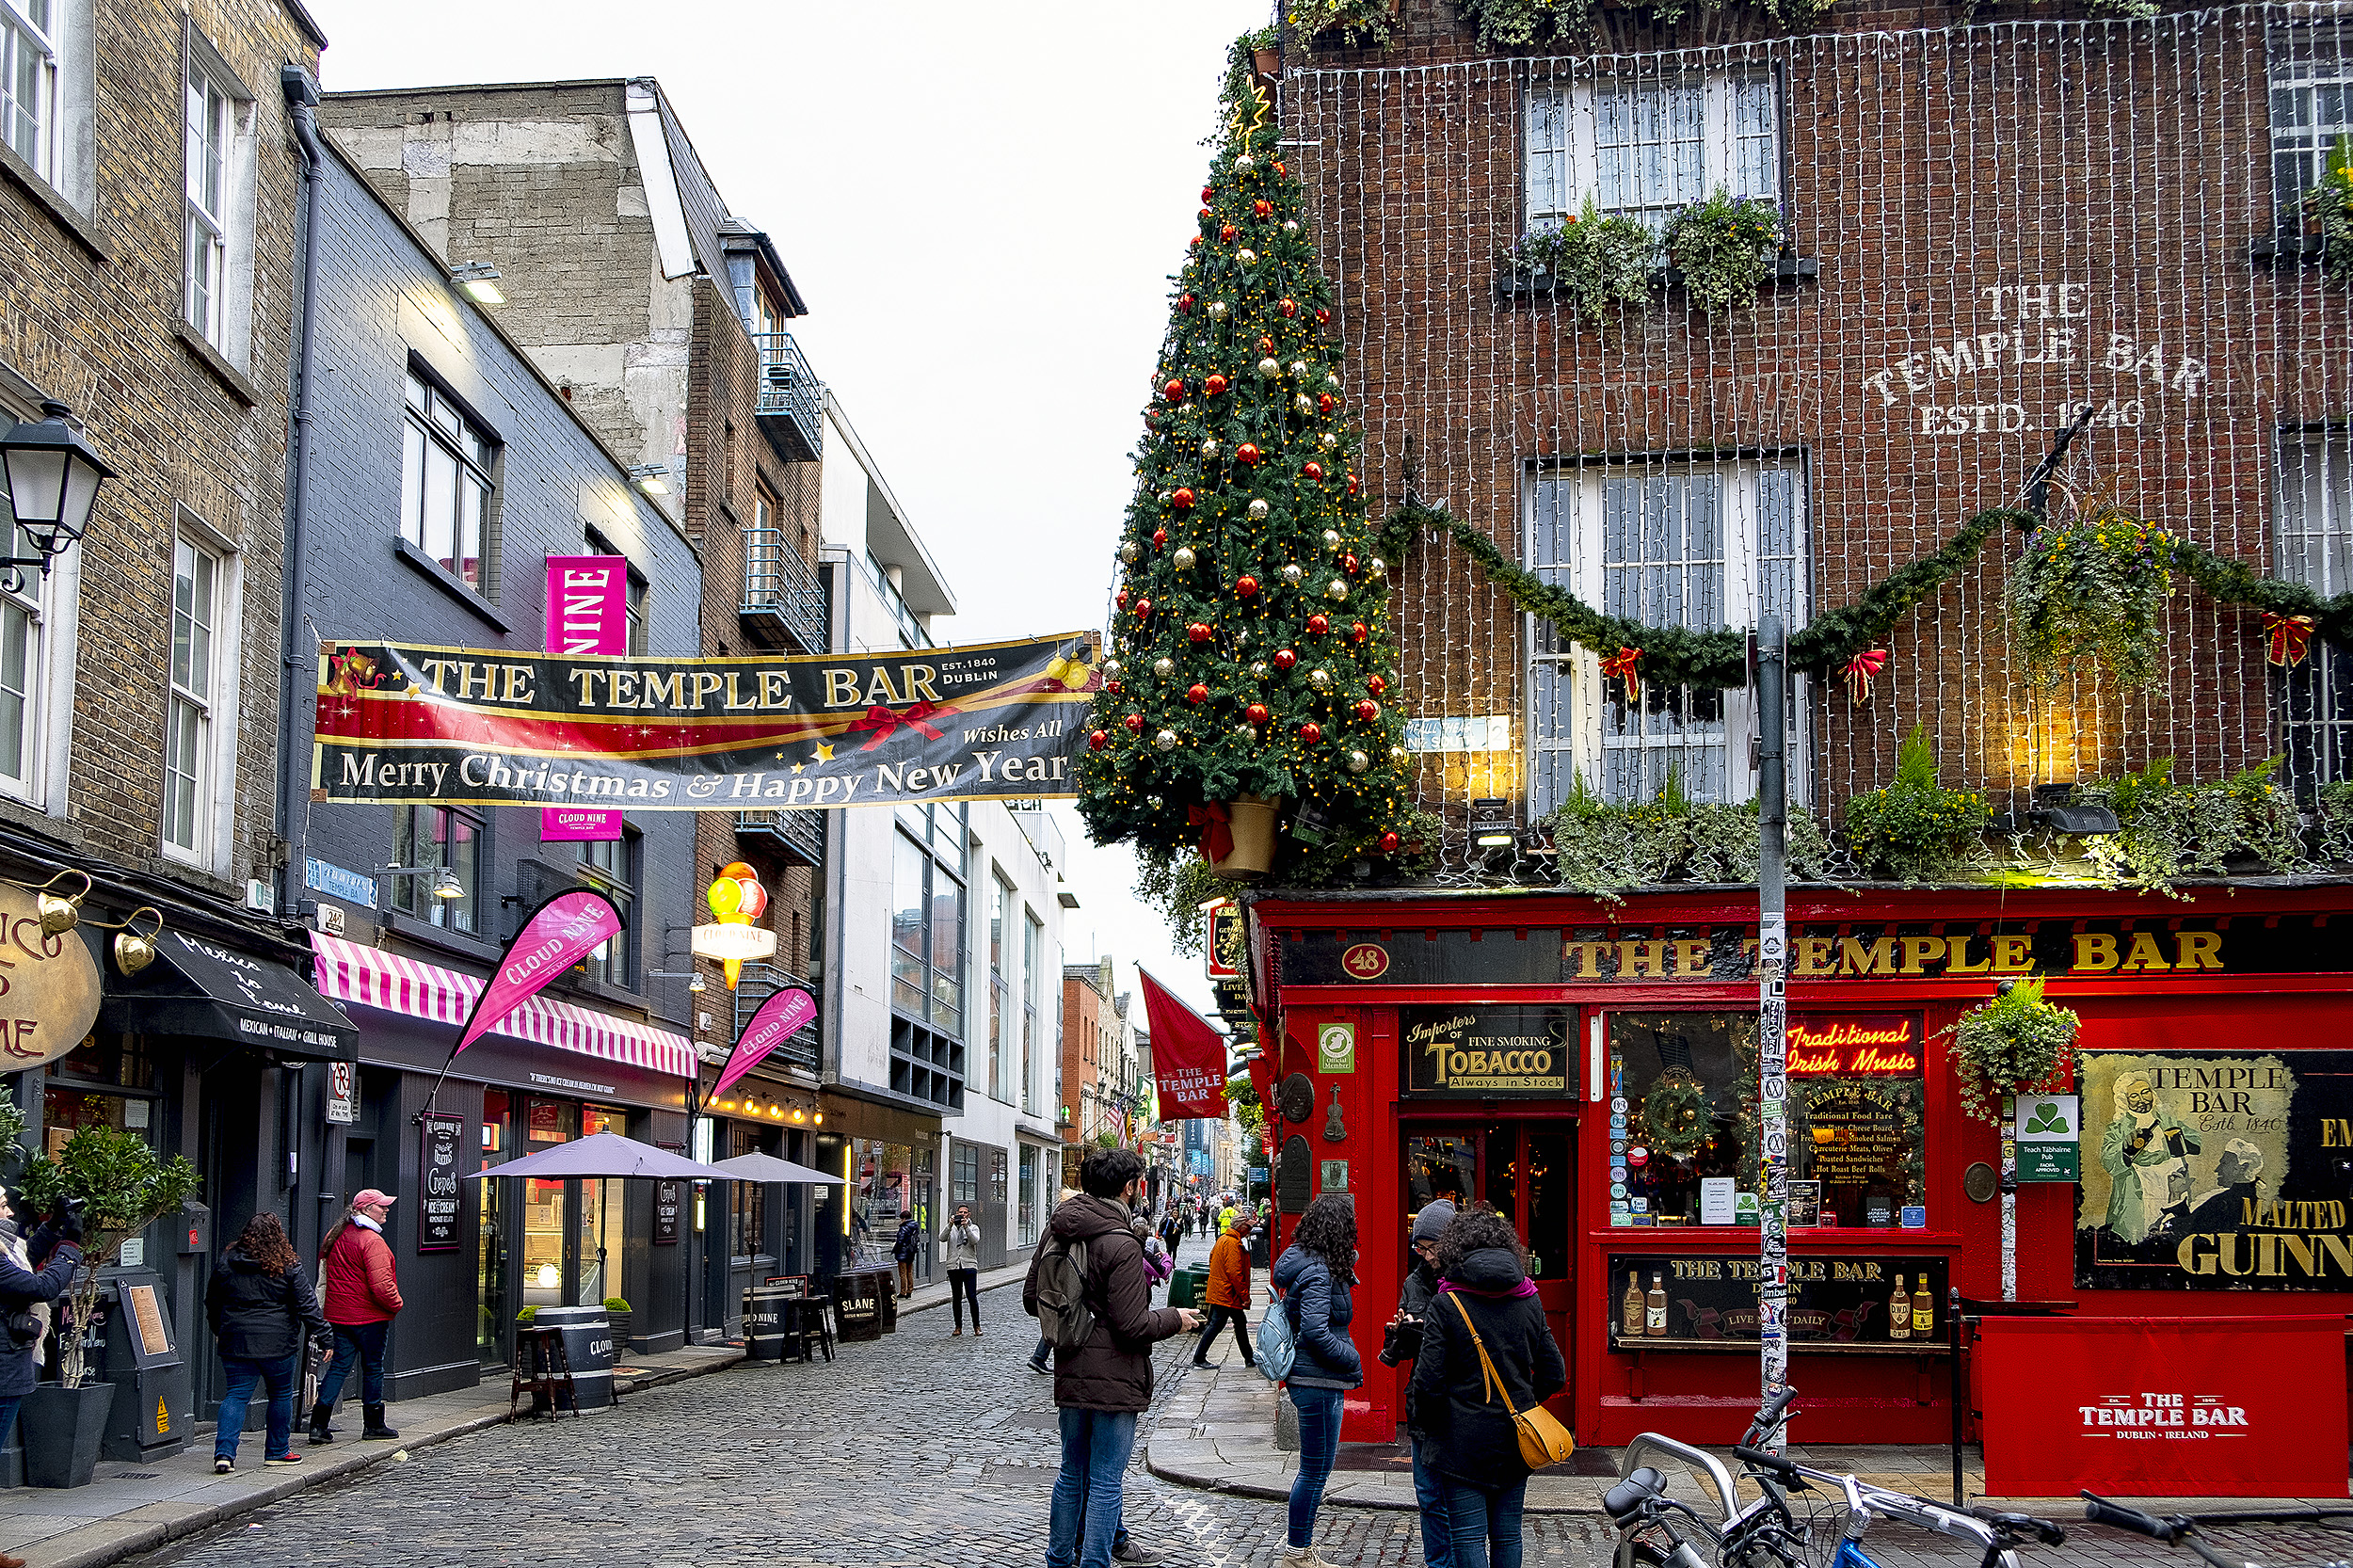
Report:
1497,256,1817,302
2249,232,2332,265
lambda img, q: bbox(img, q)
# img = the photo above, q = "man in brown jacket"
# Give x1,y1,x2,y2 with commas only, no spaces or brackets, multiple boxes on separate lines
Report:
1190,1209,1257,1368
1025,1147,1200,1568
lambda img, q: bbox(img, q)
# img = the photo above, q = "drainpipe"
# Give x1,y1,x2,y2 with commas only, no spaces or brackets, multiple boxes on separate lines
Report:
277,66,324,921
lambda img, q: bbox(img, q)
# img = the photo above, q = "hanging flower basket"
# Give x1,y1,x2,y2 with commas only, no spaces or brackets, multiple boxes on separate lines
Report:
1948,977,2080,1125
2004,489,2181,690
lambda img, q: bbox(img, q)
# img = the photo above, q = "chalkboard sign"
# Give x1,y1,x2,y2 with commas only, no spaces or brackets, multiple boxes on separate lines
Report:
653,1178,682,1245
1607,1252,1948,1345
418,1114,464,1254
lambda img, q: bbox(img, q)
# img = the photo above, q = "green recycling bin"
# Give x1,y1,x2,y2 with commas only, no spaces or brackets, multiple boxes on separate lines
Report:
1167,1265,1200,1309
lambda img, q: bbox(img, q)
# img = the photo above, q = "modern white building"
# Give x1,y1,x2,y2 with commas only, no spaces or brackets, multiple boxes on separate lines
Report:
815,392,1069,1277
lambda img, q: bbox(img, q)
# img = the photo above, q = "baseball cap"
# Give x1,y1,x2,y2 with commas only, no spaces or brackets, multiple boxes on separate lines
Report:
353,1189,396,1209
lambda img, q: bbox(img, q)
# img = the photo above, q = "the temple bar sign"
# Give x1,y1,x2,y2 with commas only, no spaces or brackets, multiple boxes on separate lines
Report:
1278,917,2335,987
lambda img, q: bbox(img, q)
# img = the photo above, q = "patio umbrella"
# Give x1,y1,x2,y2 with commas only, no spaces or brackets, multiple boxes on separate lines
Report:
710,1151,842,1185
471,1132,735,1306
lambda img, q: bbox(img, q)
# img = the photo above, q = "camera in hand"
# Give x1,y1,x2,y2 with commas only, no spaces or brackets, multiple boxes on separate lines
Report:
1379,1315,1424,1367
2,1310,40,1349
50,1197,84,1242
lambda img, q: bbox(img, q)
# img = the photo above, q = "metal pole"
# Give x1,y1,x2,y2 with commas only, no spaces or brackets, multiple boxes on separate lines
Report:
2001,1095,2018,1302
1756,616,1790,1450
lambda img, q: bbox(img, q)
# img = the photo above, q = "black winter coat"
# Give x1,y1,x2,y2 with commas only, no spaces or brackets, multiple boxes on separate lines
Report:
1271,1245,1362,1390
1022,1194,1183,1412
1408,1247,1568,1485
0,1229,78,1398
206,1247,331,1363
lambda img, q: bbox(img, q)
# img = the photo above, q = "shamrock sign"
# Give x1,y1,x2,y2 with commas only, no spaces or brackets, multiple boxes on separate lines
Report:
2024,1101,2069,1135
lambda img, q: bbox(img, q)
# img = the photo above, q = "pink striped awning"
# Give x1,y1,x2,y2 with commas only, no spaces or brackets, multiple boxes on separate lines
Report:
309,931,696,1079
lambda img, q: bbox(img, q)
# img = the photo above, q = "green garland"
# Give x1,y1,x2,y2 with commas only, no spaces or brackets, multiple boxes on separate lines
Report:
1412,498,2353,684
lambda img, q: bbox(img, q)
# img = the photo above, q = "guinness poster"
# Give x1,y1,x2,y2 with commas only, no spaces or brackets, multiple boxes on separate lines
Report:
2075,1049,2353,1291
1402,1006,1573,1096
313,633,1099,810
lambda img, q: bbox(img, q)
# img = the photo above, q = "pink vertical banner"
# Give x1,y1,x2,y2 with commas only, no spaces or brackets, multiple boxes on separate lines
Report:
542,554,628,841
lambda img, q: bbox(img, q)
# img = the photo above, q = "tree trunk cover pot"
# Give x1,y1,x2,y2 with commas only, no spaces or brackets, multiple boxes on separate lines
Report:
23,1381,112,1488
1212,794,1281,880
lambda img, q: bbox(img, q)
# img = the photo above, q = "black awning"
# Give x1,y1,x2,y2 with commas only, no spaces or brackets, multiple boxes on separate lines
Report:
99,928,357,1061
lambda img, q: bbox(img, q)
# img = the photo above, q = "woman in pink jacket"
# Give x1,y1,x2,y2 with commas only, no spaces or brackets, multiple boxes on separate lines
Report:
309,1189,404,1444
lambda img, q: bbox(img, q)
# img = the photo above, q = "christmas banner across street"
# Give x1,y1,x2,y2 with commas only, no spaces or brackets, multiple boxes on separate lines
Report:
313,632,1100,809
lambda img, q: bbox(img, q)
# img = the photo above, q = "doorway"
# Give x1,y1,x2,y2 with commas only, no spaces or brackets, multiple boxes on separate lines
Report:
1402,1119,1576,1419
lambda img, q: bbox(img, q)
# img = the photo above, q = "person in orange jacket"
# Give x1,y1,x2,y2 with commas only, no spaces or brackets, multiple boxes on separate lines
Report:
1191,1209,1257,1368
311,1189,405,1444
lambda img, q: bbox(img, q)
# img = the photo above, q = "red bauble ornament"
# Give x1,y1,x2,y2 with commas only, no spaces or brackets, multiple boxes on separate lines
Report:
1190,236,1203,248
1319,394,1335,413
1115,588,1128,609
1201,185,1214,202
1254,199,1273,217
1381,831,1401,854
1258,335,1275,354
1187,683,1210,705
1106,680,1125,696
1133,598,1152,618
1280,297,1299,318
1235,443,1261,467
1220,224,1237,242
1273,160,1288,176
1315,306,1331,325
1187,622,1213,644
1298,722,1322,744
1164,378,1185,400
1343,553,1359,574
1307,614,1331,635
1088,729,1109,750
1199,206,1212,222
1273,648,1298,670
1124,713,1144,733
1204,373,1229,396
1244,703,1270,726
1179,293,1196,312
1350,621,1369,643
1368,675,1386,696
1354,699,1380,722
1152,529,1167,550
1303,461,1325,481
1235,575,1259,599
1346,472,1360,496
1171,488,1195,511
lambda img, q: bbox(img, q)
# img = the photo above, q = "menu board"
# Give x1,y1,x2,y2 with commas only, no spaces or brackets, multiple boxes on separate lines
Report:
418,1114,464,1253
1801,1080,1913,1187
120,1283,168,1356
1608,1253,1948,1345
653,1178,682,1246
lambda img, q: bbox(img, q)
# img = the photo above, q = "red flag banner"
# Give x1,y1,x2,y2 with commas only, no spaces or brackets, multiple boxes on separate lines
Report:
1141,968,1229,1121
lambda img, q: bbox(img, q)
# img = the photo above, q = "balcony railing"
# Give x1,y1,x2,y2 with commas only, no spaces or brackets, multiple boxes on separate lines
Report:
733,961,821,1075
734,807,824,868
751,331,823,461
740,528,828,654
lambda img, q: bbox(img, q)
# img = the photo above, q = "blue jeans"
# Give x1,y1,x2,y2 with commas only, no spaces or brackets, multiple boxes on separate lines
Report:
1438,1474,1529,1568
1412,1437,1456,1567
1047,1406,1137,1568
216,1353,298,1462
318,1320,388,1407
1287,1384,1346,1547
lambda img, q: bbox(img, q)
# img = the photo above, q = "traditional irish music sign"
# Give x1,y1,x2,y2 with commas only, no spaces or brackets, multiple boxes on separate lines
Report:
312,633,1099,810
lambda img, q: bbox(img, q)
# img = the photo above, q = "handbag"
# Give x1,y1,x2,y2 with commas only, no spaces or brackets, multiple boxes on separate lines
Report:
1254,1288,1297,1383
1449,1293,1576,1470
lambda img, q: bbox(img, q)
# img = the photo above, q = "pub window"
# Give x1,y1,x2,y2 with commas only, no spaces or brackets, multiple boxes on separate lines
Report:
951,1142,979,1206
1527,71,1780,235
2275,424,2353,793
2268,21,2353,233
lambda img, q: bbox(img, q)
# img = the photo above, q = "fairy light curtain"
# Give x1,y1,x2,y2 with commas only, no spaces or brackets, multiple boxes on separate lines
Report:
1281,8,2353,872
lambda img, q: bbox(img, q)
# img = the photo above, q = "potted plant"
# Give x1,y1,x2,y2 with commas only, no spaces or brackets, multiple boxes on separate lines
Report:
1949,977,2081,1125
602,1296,632,1353
15,1126,200,1488
2003,488,2180,690
1841,726,1991,882
2307,134,2352,280
1241,24,1283,82
1287,0,1401,48
1500,199,1657,322
1660,188,1785,315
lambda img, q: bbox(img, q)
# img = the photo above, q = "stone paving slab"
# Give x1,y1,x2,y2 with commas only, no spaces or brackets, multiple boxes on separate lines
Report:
0,1341,743,1568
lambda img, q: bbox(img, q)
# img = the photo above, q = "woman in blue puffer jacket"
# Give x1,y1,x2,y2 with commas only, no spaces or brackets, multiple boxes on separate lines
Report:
1269,1193,1363,1568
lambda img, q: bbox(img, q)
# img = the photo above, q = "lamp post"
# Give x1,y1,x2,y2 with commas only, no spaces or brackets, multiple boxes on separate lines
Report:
0,401,114,593
1755,615,1791,1452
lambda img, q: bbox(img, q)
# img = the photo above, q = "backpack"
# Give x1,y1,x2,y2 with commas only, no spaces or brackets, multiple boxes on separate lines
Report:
1255,1285,1297,1382
1033,1235,1095,1351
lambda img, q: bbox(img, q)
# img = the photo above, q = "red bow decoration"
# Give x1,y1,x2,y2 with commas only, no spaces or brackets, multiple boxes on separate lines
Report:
1842,648,1890,705
2264,613,2314,668
1599,646,1642,704
848,698,957,751
1189,802,1235,864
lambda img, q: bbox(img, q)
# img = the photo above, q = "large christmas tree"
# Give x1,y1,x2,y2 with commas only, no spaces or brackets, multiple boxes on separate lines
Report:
1079,56,1424,887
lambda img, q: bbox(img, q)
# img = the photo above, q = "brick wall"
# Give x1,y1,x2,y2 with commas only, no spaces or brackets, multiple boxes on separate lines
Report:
1275,1,2338,859
1060,967,1106,1147
0,0,319,892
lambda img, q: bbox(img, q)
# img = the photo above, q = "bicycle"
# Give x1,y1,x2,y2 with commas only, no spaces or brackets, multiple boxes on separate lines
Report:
2084,1492,2353,1568
1606,1384,2066,1568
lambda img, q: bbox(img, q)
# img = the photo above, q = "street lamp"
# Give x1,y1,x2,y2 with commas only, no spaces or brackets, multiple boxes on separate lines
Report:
628,464,670,497
0,401,114,593
451,261,505,305
383,864,463,900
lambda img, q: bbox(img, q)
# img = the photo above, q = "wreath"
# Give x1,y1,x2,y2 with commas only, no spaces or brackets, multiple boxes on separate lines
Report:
1640,1069,1716,1157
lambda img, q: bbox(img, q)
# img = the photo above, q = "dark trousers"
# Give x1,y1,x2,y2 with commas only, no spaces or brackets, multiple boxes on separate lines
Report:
950,1268,980,1330
1193,1304,1256,1365
319,1320,389,1407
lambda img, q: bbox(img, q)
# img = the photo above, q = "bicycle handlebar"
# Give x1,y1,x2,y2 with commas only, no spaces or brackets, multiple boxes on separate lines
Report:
1972,1509,2067,1546
2083,1493,2185,1544
1733,1446,1802,1483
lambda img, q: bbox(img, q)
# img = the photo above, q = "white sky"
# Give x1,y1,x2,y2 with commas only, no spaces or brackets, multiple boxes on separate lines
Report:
305,0,1273,1034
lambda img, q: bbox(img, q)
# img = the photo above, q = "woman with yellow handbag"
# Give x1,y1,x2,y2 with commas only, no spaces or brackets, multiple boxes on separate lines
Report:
1407,1207,1570,1568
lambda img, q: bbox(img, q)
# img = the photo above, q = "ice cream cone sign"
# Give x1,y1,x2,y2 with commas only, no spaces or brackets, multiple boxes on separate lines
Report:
693,860,776,984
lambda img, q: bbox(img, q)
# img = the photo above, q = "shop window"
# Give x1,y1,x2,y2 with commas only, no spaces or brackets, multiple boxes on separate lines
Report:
729,1122,767,1263
43,1034,157,1158
2276,425,2353,794
1529,461,1809,811
990,1146,1008,1208
475,1088,510,1364
1609,1012,1925,1228
519,1099,572,1307
1017,1144,1039,1245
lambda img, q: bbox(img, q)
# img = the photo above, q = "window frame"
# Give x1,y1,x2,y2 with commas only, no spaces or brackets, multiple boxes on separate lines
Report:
1022,910,1042,1116
161,525,225,865
400,367,499,597
2267,21,2353,233
988,872,1012,1104
1527,68,1783,234
575,827,639,988
889,804,968,1038
1526,456,1811,813
2274,423,2353,794
392,804,485,935
0,0,55,179
182,55,230,347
